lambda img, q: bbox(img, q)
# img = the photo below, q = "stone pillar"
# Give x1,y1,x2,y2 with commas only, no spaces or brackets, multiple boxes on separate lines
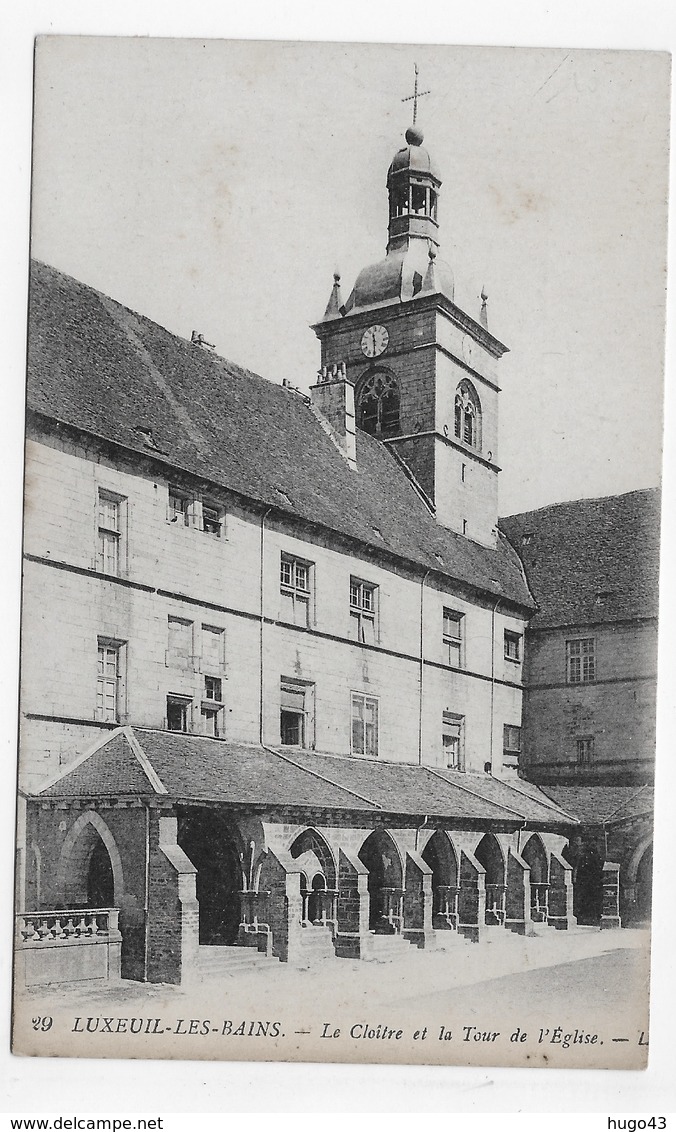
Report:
458,850,485,942
548,851,576,930
505,850,532,936
335,848,370,958
258,850,304,963
601,861,622,929
403,850,435,949
147,813,199,985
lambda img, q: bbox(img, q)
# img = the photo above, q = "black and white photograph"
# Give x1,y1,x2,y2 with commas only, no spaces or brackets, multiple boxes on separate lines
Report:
5,27,672,1095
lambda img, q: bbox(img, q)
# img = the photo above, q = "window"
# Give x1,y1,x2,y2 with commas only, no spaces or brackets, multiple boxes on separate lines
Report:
453,380,481,451
97,491,124,575
167,695,191,733
442,712,464,770
96,640,124,722
280,679,312,747
576,736,594,768
201,503,224,537
358,372,400,438
202,675,223,738
201,625,225,673
351,693,379,758
204,675,222,701
443,609,463,667
167,617,194,668
503,724,522,767
168,488,191,526
349,578,377,644
504,630,522,663
280,555,312,627
566,638,596,684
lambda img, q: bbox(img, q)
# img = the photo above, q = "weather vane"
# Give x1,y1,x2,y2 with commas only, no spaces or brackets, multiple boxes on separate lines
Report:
402,63,430,125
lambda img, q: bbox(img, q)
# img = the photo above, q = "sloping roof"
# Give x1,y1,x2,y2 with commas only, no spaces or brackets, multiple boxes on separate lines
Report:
27,260,532,610
538,784,653,825
499,489,661,630
36,728,574,827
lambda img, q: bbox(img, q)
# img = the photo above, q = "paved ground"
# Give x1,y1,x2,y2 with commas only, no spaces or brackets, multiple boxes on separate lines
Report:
13,927,651,1068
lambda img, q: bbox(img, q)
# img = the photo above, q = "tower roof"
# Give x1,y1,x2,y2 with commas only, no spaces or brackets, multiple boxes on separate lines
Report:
388,127,441,183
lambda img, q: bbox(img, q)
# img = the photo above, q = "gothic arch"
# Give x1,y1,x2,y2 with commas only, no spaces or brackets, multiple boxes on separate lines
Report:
522,834,549,885
289,828,337,890
356,368,401,438
58,810,124,907
359,829,405,931
625,835,654,885
454,379,482,451
421,829,459,887
475,833,505,886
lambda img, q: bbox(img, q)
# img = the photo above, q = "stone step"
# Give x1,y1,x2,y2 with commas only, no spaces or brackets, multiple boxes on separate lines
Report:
193,945,277,976
363,932,414,962
293,927,336,964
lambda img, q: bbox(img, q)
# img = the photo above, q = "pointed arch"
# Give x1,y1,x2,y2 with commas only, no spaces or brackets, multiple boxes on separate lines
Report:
422,830,460,930
475,833,505,886
356,368,401,438
358,829,405,932
421,829,458,887
522,834,549,885
58,810,124,907
289,828,337,890
454,379,482,451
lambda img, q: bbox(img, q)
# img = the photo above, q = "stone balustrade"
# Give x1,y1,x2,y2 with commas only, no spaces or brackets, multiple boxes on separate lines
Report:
15,908,122,986
16,908,119,945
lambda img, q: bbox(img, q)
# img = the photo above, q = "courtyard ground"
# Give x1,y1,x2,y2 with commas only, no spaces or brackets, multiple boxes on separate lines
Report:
13,926,651,1070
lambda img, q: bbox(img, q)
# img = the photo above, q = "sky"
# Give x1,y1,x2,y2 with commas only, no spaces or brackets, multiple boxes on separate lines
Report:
29,38,670,516
2,4,676,1118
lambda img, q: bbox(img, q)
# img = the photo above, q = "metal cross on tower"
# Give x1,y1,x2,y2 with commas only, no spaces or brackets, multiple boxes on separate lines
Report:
402,63,430,125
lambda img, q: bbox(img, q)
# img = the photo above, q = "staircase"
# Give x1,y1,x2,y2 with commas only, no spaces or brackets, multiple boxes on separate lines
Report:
293,925,336,965
363,931,414,962
190,945,278,981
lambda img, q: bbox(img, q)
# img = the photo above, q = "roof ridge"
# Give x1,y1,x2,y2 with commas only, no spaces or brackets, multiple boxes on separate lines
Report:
124,727,168,795
423,765,529,820
262,745,382,810
500,486,661,524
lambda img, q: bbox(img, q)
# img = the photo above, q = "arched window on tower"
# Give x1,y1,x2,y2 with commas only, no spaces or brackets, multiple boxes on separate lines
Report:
358,372,400,438
454,380,481,451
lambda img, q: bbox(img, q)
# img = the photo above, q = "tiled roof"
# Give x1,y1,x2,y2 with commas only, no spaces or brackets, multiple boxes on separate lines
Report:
499,490,661,630
27,260,532,610
538,784,653,825
37,728,574,827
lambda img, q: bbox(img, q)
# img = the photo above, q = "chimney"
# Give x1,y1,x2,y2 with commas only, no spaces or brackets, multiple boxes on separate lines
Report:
309,362,357,470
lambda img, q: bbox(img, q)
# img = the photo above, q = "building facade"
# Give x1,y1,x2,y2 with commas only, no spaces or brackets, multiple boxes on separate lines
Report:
17,123,621,988
499,491,659,925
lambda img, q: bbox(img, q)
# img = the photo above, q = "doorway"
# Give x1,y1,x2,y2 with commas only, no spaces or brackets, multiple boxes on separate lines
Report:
179,809,243,945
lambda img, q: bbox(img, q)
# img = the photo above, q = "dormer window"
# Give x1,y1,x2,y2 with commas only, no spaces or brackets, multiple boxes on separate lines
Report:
358,372,400,438
454,380,481,451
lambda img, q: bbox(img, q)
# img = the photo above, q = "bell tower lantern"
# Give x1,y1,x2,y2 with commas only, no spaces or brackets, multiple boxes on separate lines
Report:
312,71,510,549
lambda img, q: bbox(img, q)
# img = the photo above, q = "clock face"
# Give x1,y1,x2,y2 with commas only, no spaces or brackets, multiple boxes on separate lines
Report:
361,324,389,358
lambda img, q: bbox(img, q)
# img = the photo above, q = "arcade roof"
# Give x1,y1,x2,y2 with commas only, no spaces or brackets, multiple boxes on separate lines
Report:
36,727,575,829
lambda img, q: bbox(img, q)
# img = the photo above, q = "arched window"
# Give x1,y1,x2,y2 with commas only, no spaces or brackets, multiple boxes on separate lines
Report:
454,380,481,450
358,371,400,438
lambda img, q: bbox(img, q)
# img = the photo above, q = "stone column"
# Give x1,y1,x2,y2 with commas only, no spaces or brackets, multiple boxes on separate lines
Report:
601,861,622,929
403,850,435,949
335,847,370,958
458,850,485,942
147,812,199,985
258,850,304,963
505,850,532,936
548,851,576,930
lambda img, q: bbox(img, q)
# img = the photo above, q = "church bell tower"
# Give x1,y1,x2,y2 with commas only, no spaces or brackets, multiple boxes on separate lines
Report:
312,75,509,549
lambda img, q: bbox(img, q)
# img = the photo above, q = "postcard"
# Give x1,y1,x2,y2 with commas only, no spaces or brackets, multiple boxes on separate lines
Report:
11,37,668,1070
